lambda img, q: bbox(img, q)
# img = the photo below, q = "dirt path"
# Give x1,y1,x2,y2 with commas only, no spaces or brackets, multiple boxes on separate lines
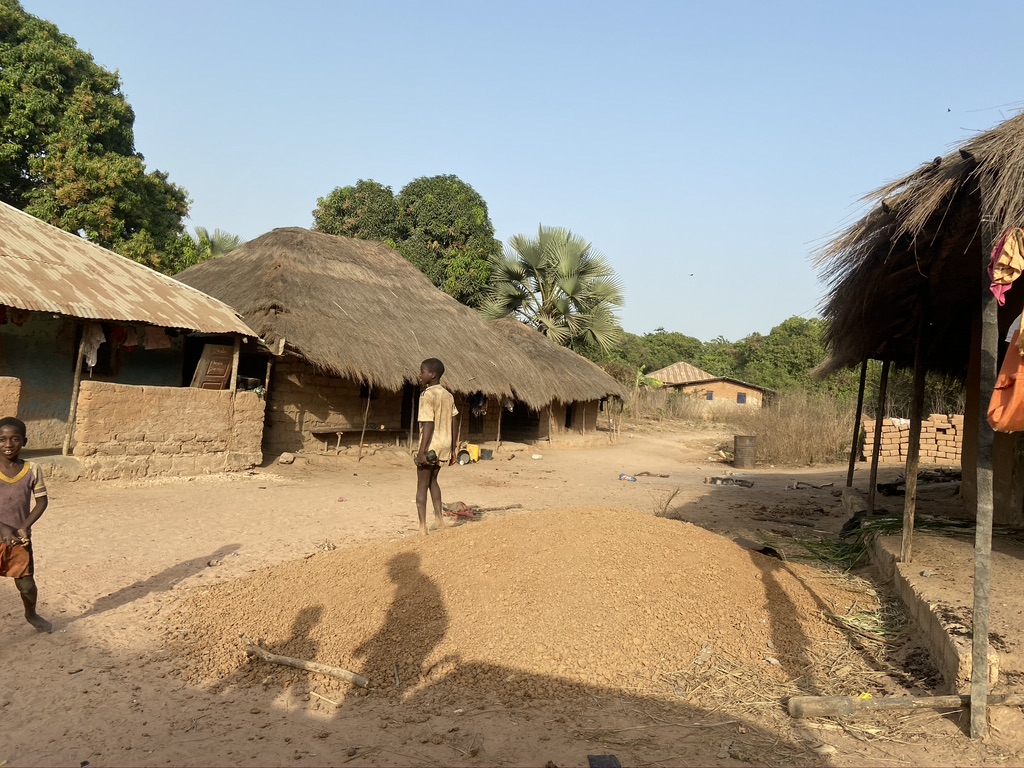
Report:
1,425,1021,766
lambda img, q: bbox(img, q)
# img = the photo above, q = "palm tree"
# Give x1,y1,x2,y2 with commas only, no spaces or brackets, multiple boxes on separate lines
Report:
480,225,624,354
174,227,245,272
193,227,244,259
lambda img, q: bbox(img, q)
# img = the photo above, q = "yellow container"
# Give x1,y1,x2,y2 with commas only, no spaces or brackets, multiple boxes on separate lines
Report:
465,443,481,462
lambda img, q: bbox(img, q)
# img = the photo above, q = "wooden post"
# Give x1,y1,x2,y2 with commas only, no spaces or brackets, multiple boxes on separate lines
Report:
972,228,1000,740
496,402,503,449
847,359,868,488
458,399,466,448
264,358,273,391
548,404,554,444
357,384,372,461
867,359,891,515
229,336,241,395
62,328,87,456
901,311,929,563
408,390,415,450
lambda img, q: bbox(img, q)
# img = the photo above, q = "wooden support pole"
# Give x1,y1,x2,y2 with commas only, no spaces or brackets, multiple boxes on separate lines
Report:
548,404,554,443
357,384,372,461
408,391,416,450
62,329,87,457
901,311,929,563
867,359,891,514
229,336,241,395
847,359,869,488
496,403,503,449
972,230,1000,740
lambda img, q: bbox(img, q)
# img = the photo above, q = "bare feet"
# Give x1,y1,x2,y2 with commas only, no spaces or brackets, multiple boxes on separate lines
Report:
26,613,52,633
433,514,445,532
419,524,429,539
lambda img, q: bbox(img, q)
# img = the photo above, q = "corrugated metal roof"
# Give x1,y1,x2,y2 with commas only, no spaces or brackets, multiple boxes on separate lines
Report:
647,361,716,385
0,201,255,336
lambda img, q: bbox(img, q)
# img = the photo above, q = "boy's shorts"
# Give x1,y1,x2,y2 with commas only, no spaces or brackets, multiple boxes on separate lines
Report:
0,542,33,579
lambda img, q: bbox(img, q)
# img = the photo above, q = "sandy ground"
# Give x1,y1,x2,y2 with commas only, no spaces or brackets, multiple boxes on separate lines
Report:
2,422,1023,767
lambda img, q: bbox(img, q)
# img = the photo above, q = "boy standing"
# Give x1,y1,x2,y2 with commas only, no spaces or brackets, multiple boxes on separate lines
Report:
0,417,51,633
415,359,458,538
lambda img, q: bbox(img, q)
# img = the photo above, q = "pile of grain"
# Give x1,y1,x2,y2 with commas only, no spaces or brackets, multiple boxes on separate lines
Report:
165,509,857,703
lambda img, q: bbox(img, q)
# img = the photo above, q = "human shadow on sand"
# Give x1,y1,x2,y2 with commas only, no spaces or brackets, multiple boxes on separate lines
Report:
75,544,241,621
347,550,449,699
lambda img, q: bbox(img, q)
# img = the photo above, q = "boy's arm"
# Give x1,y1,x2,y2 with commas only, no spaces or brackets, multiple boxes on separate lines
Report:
417,423,434,466
19,495,47,537
0,521,18,544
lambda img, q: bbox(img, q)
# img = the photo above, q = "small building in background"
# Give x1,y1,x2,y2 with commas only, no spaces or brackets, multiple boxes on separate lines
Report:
647,361,768,407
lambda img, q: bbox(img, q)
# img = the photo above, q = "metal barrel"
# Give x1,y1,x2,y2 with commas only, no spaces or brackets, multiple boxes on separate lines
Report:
733,435,757,469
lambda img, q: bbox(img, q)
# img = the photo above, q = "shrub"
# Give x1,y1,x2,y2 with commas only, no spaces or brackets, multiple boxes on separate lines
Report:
730,390,855,465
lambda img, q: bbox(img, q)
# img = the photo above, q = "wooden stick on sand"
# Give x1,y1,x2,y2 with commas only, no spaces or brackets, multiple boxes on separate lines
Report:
789,693,1024,719
241,635,369,689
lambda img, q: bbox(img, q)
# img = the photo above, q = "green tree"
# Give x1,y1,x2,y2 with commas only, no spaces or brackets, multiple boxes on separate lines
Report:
738,317,828,391
167,227,244,273
312,179,399,243
481,225,625,354
394,175,501,306
0,1,189,271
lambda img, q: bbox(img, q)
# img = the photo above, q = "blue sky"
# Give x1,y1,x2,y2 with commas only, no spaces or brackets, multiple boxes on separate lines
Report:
26,0,1024,340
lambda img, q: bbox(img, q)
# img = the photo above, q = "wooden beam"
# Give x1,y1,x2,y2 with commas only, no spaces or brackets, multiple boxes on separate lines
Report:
496,402,503,449
900,309,929,563
867,359,891,514
847,359,868,488
972,229,999,739
357,384,372,461
229,336,241,395
62,327,87,457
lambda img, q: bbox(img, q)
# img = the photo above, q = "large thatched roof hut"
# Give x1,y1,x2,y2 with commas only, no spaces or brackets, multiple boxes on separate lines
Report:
178,228,621,452
819,112,1024,530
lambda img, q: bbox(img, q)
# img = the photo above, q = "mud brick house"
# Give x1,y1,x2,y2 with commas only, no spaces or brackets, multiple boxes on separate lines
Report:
0,201,264,478
647,361,768,406
178,228,625,454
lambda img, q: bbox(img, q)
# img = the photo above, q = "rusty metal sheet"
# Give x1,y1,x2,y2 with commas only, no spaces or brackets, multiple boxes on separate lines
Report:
647,361,716,386
0,201,256,336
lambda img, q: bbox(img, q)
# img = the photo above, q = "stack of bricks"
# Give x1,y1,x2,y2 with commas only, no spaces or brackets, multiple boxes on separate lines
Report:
862,414,963,465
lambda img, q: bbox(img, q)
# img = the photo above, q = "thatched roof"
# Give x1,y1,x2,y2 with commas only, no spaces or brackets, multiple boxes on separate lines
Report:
0,201,255,336
491,318,628,403
818,112,1024,376
177,228,614,408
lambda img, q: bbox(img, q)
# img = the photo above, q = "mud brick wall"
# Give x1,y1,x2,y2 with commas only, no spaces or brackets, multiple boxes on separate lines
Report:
862,414,963,465
0,376,20,418
265,361,405,454
73,381,265,479
677,380,763,406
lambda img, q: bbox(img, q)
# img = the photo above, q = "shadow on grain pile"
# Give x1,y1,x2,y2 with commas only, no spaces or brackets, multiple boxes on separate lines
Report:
162,508,907,763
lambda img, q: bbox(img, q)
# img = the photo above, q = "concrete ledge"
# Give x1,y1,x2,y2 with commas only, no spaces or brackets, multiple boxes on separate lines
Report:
870,533,998,693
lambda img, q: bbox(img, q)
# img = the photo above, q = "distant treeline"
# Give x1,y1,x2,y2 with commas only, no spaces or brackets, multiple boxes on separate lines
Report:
596,316,965,417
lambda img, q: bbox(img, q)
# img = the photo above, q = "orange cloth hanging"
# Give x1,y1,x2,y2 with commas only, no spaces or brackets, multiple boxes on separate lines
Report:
988,329,1024,432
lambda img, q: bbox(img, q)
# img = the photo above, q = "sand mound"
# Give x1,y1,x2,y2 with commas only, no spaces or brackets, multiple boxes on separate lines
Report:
165,509,857,703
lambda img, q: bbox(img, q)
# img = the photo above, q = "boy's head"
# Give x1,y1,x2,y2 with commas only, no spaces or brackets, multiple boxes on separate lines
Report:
0,416,27,459
419,358,445,387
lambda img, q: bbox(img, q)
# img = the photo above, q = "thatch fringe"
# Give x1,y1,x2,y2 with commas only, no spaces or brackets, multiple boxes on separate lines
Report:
817,112,1024,375
490,318,627,404
178,228,618,409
